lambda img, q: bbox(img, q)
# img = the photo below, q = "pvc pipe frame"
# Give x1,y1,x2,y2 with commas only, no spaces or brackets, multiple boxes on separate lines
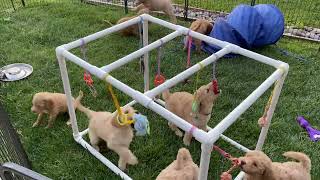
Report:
56,14,289,180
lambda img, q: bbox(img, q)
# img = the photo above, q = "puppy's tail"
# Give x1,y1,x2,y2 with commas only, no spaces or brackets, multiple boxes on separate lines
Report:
162,89,171,101
283,151,311,172
74,91,94,119
175,148,192,170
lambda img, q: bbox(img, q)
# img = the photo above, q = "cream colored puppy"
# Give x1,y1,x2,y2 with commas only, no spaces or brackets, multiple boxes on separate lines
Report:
239,150,311,180
75,91,138,171
162,82,219,145
156,148,199,180
31,92,81,128
134,0,177,23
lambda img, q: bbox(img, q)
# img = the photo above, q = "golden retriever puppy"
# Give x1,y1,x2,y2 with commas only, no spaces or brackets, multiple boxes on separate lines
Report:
31,92,81,128
162,82,219,145
134,0,177,23
239,150,311,180
117,16,140,37
75,91,138,171
156,148,199,180
184,19,213,52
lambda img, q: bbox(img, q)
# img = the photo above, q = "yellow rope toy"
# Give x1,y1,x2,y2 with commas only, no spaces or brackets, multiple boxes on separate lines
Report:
104,74,134,126
258,80,278,127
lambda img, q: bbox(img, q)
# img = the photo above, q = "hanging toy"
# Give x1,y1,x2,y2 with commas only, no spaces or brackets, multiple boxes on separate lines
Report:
154,42,166,87
138,18,145,73
106,79,150,136
258,81,278,127
297,116,320,142
80,39,97,97
212,145,240,180
133,113,150,136
212,62,220,95
183,35,193,84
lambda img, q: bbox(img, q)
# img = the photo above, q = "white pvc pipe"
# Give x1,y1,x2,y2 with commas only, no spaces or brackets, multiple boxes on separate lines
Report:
63,16,142,51
101,31,181,73
198,143,213,180
219,134,250,153
234,46,285,69
76,137,132,180
56,53,80,138
207,68,284,144
256,68,288,150
234,171,246,180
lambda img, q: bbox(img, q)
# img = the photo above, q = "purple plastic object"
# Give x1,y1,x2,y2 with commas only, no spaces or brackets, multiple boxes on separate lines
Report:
297,116,320,142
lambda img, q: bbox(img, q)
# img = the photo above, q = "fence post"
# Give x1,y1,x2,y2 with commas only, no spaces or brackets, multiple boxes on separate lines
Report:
124,0,128,14
251,0,256,6
184,0,189,20
21,0,25,7
10,0,15,10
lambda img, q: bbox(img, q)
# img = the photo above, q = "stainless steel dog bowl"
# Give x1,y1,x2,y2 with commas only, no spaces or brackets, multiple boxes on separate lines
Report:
0,63,33,82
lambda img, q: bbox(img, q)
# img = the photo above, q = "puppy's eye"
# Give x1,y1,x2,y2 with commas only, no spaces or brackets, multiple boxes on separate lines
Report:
206,88,210,93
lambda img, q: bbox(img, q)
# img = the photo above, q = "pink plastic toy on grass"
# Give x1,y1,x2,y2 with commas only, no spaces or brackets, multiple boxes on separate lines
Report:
297,116,320,142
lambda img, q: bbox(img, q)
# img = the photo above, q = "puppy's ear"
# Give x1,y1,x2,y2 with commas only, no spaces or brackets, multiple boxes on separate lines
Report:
255,161,266,175
206,23,213,35
41,98,53,110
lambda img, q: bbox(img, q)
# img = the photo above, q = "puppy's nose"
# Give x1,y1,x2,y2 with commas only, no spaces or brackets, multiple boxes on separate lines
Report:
241,160,246,165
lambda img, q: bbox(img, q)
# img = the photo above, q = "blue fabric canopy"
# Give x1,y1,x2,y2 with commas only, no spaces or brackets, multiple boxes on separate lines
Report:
201,4,284,55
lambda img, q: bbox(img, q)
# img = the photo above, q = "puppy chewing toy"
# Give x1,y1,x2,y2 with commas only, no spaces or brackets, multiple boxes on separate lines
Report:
297,116,320,142
107,80,150,136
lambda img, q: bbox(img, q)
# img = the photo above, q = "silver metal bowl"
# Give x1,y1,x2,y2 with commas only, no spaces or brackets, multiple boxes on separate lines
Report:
0,63,33,82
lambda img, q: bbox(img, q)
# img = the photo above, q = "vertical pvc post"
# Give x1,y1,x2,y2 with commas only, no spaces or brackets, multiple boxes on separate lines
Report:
56,50,80,139
256,68,287,150
198,143,213,180
143,18,149,92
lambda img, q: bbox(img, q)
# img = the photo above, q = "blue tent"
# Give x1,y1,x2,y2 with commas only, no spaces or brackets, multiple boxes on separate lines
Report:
201,4,284,55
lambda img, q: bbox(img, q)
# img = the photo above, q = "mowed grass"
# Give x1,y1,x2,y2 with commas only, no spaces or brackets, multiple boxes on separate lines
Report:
0,2,320,179
173,0,320,27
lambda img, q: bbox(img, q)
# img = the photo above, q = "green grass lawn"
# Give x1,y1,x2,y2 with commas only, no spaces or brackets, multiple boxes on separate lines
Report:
0,1,320,179
173,0,320,27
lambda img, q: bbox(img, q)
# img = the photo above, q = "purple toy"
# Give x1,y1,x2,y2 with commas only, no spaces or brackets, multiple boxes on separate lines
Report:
297,116,320,142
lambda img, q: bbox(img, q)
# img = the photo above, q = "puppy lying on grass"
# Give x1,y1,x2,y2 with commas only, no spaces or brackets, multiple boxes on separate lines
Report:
75,91,138,171
162,82,219,146
117,16,140,37
239,150,311,180
134,0,177,23
156,148,199,180
184,19,213,52
31,92,82,128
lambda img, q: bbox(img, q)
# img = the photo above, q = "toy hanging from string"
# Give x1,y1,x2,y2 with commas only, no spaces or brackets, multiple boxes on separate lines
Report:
154,40,166,87
258,80,278,127
80,39,97,97
183,33,193,84
138,18,145,73
105,76,150,136
212,145,240,180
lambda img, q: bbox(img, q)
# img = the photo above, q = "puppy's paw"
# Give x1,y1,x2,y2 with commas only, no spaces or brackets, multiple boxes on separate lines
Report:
129,155,138,165
175,130,183,137
66,120,72,126
183,138,191,146
32,122,39,127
